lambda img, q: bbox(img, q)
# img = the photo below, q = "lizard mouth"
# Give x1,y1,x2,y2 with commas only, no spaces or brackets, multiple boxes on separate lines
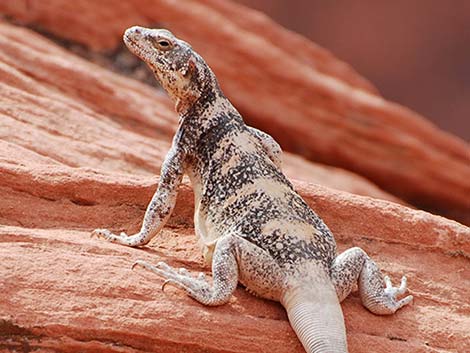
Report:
123,37,148,59
124,36,138,49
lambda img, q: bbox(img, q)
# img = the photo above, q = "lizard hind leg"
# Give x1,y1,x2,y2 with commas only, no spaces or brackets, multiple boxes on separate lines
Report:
331,247,413,315
133,235,239,306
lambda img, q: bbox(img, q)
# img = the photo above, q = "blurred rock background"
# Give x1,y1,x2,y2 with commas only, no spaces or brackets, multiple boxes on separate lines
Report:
237,0,470,140
1,1,469,352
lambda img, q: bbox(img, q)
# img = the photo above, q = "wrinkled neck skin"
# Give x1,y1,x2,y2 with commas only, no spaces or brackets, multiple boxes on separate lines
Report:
173,64,241,132
177,73,220,116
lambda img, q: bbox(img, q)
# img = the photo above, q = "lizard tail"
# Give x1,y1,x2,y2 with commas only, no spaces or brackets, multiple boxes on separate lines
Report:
282,286,348,353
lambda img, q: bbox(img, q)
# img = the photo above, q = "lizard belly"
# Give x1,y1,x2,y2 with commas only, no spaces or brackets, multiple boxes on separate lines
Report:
191,173,221,266
194,201,219,266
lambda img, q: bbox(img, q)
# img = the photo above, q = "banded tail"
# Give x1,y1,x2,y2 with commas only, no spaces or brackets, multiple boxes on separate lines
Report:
282,285,348,353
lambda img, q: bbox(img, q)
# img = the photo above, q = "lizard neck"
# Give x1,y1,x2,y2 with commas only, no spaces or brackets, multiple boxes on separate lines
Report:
176,71,221,113
174,63,245,149
178,87,242,129
174,57,228,117
176,91,245,156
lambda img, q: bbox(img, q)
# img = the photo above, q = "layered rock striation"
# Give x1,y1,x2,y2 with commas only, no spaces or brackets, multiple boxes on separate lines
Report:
1,0,469,223
0,6,469,353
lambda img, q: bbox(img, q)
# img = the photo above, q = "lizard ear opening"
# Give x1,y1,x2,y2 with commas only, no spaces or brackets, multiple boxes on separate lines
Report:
181,56,197,78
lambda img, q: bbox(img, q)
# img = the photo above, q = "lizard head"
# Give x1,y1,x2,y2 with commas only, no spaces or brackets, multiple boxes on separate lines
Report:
124,26,220,114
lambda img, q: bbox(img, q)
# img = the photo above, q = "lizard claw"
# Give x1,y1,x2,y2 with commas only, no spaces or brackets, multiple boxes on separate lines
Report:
131,260,144,270
161,278,191,293
161,279,174,292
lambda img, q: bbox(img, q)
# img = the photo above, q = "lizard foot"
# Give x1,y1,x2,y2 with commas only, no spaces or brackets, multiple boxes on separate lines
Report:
91,229,130,243
380,275,413,313
132,260,209,294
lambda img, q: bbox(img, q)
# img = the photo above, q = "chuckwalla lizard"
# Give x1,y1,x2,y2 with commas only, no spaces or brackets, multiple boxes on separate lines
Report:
92,26,413,353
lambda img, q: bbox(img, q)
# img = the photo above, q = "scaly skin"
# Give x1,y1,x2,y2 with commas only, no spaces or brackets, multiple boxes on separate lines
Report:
92,26,413,353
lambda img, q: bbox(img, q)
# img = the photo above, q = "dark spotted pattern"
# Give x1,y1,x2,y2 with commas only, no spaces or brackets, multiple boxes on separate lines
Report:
120,26,340,270
93,27,413,353
216,188,336,267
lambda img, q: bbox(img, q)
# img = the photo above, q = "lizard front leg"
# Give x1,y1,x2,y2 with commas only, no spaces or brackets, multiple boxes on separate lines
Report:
331,247,413,315
247,126,283,169
92,147,184,247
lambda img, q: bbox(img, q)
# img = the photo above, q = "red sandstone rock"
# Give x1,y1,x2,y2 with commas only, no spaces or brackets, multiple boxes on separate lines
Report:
0,0,468,224
282,154,405,204
1,163,469,353
0,20,469,353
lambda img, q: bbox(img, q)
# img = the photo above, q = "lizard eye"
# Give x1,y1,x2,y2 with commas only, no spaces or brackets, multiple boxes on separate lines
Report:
152,38,173,51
